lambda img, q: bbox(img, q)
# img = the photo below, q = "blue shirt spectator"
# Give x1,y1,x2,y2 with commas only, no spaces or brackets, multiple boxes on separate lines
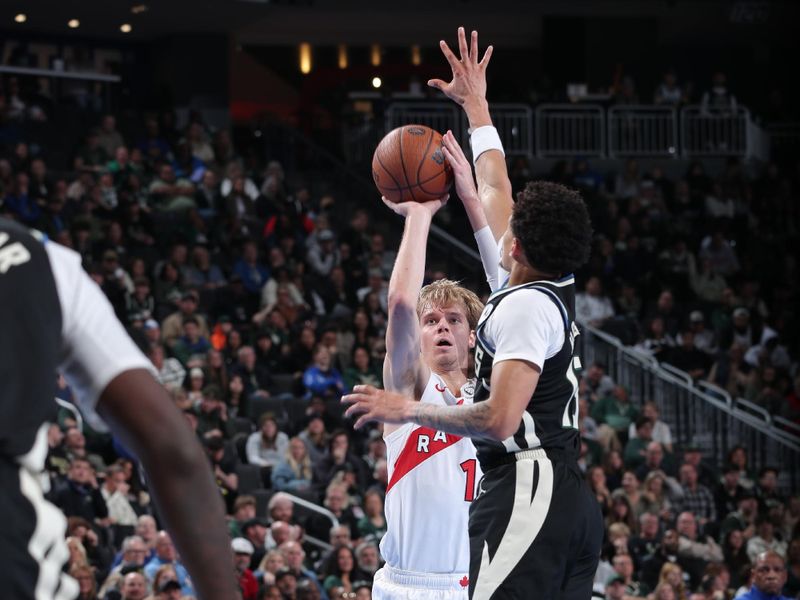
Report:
303,345,345,399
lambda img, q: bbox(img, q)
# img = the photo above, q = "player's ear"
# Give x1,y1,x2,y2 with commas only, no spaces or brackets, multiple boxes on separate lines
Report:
510,237,525,265
468,330,476,349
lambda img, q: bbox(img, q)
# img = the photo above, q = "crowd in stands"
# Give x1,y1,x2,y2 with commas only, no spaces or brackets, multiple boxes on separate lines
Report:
1,78,799,600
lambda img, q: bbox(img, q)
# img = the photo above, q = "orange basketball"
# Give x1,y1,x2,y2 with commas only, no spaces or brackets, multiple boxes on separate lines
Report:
371,125,453,203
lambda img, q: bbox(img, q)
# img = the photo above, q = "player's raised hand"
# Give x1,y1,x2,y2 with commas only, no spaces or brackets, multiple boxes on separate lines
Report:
428,27,493,107
381,195,449,218
441,130,479,205
343,385,414,430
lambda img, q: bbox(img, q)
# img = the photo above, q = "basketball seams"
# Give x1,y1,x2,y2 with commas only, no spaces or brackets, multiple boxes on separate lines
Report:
415,128,436,195
398,128,418,202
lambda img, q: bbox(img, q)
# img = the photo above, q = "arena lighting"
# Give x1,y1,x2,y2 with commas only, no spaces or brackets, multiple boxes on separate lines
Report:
131,3,148,14
370,44,381,67
120,23,132,33
411,45,421,66
68,19,80,29
14,13,27,23
299,43,312,74
337,44,348,69
372,77,382,89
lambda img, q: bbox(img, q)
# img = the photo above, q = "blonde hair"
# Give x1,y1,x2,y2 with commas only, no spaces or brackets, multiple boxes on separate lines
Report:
417,279,484,330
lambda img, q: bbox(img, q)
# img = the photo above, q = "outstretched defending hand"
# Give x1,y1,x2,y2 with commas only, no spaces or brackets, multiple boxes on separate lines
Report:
343,385,414,430
381,194,449,218
441,130,478,205
428,27,493,108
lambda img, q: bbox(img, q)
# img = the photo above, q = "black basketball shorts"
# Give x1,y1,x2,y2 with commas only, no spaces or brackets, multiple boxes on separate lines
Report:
468,448,603,600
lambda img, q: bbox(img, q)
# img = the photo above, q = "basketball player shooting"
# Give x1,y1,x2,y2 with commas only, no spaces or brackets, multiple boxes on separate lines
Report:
369,186,485,598
344,28,604,600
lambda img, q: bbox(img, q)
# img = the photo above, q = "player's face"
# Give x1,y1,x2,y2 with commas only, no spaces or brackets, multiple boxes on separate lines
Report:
419,303,474,371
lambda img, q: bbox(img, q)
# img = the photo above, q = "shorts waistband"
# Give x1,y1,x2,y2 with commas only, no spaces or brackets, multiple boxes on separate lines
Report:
482,447,577,470
379,564,469,590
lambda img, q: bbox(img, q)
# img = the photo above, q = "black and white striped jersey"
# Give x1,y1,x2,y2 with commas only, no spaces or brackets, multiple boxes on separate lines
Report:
0,217,153,466
472,275,582,468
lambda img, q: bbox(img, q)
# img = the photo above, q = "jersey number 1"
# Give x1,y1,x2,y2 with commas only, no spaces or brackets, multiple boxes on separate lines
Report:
460,459,477,502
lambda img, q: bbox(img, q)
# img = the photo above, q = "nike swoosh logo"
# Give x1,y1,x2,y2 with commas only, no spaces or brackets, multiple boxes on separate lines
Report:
472,458,554,599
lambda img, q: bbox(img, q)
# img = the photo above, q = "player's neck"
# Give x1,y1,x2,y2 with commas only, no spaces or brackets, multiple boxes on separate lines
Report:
430,366,468,396
507,262,559,287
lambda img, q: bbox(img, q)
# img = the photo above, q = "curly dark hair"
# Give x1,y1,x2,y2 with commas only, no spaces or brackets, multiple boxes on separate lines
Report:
510,181,592,276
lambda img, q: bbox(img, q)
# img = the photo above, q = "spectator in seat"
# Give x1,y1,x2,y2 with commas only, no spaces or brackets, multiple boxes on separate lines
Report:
100,464,138,527
746,516,788,563
592,385,639,447
229,494,257,538
629,402,673,453
241,517,268,570
715,464,746,521
232,537,259,600
676,511,723,564
172,316,211,366
630,512,661,571
160,290,209,348
641,529,705,591
701,72,737,114
356,489,387,543
669,329,712,380
279,541,326,598
313,430,368,494
654,71,685,105
247,413,289,472
582,362,616,405
343,345,382,391
307,482,361,542
307,229,341,280
624,417,653,470
232,345,272,400
637,470,680,523
321,546,368,597
707,343,751,399
636,317,676,360
576,276,616,327
51,457,109,523
687,311,717,356
303,344,345,400
737,551,790,600
678,463,717,528
99,535,149,597
233,240,270,297
272,436,314,493
143,532,193,596
682,447,716,491
204,434,239,512
611,552,649,597
148,343,186,392
119,571,148,600
148,163,195,213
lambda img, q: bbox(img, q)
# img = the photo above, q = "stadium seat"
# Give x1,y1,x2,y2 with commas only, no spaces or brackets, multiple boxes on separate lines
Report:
236,464,263,494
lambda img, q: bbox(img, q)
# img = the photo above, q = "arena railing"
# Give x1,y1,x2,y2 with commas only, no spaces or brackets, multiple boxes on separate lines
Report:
579,322,800,493
358,101,769,160
282,492,338,552
680,105,751,157
534,104,606,158
607,105,679,158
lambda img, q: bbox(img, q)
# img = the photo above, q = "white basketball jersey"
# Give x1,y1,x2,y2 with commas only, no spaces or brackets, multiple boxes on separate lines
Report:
380,373,481,576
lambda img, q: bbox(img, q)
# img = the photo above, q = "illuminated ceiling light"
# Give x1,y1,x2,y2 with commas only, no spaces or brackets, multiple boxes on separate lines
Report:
68,19,80,29
131,3,148,14
14,13,27,23
372,77,382,89
120,23,132,33
411,45,422,66
299,43,312,75
337,44,348,70
370,44,381,67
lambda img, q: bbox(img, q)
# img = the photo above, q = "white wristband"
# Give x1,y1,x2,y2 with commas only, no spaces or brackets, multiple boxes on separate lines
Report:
469,125,505,166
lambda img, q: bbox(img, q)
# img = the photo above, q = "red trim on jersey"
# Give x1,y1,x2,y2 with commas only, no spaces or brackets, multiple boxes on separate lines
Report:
386,426,463,493
435,383,447,393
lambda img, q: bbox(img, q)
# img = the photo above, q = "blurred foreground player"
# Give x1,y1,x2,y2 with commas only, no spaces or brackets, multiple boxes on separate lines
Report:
345,28,603,599
0,217,238,599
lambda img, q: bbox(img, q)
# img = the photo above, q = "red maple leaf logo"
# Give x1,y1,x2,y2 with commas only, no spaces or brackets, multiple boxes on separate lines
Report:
459,576,469,587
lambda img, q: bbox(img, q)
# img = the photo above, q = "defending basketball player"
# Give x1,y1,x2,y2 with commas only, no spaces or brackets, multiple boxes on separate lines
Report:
370,189,484,599
345,28,604,600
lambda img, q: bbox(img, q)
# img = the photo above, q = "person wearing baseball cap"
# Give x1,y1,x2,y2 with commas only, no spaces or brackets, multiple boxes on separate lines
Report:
232,537,258,600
